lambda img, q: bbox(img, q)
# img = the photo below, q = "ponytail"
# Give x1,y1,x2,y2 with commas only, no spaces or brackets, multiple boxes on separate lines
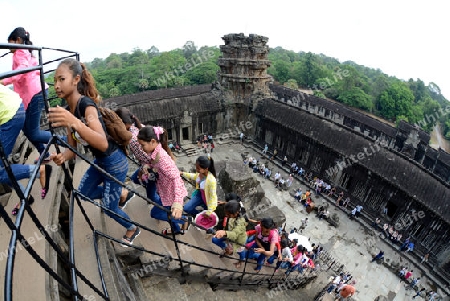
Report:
115,107,144,129
137,126,175,160
58,58,100,103
196,155,216,178
8,27,33,53
79,63,100,103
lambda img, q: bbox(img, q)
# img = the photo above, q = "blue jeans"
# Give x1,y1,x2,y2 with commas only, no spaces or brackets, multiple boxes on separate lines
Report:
131,169,184,232
276,261,291,270
286,263,303,274
0,104,36,192
23,90,52,155
267,251,279,264
183,189,206,215
130,168,161,203
239,242,267,270
327,284,336,293
212,237,227,249
78,149,135,230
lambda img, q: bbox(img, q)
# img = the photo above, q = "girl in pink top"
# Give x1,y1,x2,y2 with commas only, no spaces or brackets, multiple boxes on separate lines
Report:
137,126,188,235
1,27,51,160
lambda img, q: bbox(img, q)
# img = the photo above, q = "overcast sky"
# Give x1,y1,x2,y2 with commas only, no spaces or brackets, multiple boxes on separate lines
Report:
1,0,449,100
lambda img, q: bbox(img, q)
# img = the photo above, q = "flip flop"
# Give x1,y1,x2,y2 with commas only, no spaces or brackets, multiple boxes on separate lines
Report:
11,204,20,216
41,165,53,199
121,227,141,247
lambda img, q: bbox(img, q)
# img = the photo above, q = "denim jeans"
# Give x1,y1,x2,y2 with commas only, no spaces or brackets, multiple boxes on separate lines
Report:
267,251,279,264
212,236,227,249
239,242,267,270
0,104,35,192
275,261,291,270
78,149,135,230
286,263,303,274
131,168,184,232
23,90,52,155
130,168,161,203
183,189,206,215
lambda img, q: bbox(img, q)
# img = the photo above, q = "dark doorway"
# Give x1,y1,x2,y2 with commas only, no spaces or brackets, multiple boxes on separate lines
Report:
167,128,173,141
385,201,398,218
182,127,189,140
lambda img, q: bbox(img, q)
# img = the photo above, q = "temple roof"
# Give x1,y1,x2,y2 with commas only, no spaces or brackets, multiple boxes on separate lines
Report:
255,99,450,222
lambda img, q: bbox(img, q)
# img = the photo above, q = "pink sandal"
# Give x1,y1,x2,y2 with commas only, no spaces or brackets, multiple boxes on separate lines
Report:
11,204,20,216
41,165,53,199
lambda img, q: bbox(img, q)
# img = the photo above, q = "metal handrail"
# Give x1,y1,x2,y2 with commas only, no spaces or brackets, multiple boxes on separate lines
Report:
0,44,321,301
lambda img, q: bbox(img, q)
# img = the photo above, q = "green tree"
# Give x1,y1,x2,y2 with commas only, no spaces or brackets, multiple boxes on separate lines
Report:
149,51,187,88
379,81,414,120
146,46,160,59
337,87,372,111
185,61,218,85
183,41,197,59
272,60,290,83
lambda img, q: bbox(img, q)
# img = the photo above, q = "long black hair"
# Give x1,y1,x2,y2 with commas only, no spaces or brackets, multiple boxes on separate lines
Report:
260,217,276,229
196,155,216,177
115,107,144,129
224,200,241,216
137,126,174,160
8,27,33,53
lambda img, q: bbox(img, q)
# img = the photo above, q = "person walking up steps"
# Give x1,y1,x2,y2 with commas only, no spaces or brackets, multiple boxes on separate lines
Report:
0,85,53,216
1,27,53,162
136,126,189,236
48,58,139,246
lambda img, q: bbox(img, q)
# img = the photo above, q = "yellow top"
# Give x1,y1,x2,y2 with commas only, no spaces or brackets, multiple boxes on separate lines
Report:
0,85,22,125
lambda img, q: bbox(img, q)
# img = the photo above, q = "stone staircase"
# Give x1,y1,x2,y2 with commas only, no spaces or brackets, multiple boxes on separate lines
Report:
181,143,201,157
0,149,320,300
0,147,64,301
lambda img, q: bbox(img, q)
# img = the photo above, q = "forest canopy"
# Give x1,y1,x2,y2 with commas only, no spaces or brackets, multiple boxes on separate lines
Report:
46,41,450,140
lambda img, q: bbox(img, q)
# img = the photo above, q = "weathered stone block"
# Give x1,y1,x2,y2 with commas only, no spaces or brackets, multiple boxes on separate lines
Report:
245,196,286,227
218,161,259,199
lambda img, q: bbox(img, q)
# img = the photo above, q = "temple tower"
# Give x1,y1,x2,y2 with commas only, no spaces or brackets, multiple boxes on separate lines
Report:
217,33,272,109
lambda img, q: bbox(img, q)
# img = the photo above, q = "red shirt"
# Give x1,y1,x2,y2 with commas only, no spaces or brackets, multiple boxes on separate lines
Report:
339,285,355,297
404,271,413,280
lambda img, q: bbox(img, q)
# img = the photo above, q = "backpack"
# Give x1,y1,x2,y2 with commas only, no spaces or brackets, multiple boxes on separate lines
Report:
97,106,132,153
76,98,132,153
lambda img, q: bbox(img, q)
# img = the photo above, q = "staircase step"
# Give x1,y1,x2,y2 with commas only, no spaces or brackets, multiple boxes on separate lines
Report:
0,149,61,301
71,159,110,299
186,226,239,279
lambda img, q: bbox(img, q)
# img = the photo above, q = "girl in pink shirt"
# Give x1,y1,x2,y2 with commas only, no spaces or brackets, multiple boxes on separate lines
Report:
137,126,188,235
1,28,51,160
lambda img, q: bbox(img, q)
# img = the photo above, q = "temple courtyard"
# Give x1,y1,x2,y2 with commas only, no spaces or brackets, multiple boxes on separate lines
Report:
164,139,448,301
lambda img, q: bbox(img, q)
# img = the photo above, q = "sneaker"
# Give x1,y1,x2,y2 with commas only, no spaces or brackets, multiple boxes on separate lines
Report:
121,227,140,247
119,191,135,209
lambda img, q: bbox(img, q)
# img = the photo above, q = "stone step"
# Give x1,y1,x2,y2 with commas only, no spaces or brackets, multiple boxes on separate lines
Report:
115,193,171,265
70,158,111,300
187,227,240,279
0,149,61,301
